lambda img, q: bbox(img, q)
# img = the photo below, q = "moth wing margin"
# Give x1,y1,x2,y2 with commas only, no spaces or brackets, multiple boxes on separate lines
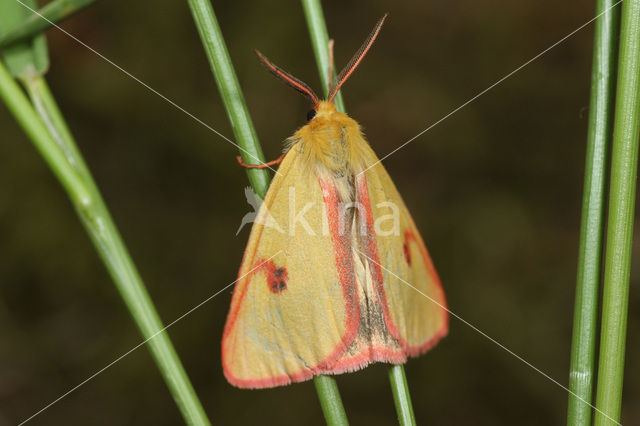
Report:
222,149,358,388
357,151,448,356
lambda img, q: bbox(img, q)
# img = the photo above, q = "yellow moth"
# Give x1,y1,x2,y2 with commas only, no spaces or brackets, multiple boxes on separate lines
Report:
223,16,448,388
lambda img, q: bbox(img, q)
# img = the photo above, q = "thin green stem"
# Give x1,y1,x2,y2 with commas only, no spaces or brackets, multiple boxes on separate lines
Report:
302,2,416,424
24,76,90,178
593,0,640,424
0,69,88,204
0,65,210,425
388,365,417,426
301,0,345,111
186,0,269,198
0,0,97,48
314,375,349,426
299,2,357,424
567,1,620,425
186,2,350,424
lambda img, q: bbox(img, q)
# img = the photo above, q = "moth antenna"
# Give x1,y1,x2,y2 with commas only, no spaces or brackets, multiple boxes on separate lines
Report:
328,39,336,93
328,14,387,103
255,50,319,106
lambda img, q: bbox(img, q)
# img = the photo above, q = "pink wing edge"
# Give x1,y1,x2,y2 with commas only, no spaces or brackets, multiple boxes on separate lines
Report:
221,173,448,388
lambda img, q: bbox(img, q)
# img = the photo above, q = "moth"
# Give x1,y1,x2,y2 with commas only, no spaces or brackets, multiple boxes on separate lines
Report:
223,16,448,388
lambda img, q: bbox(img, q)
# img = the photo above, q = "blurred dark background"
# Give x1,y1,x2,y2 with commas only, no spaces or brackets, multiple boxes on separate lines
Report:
1,0,639,424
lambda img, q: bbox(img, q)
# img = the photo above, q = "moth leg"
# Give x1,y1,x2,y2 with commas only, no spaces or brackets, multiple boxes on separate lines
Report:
236,152,286,169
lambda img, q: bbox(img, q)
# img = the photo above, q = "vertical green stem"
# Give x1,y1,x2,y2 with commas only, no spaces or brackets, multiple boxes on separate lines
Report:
185,1,348,424
0,66,210,425
593,0,640,424
299,2,355,424
567,1,620,425
186,0,269,198
301,0,345,111
314,376,349,426
388,365,416,426
302,2,415,424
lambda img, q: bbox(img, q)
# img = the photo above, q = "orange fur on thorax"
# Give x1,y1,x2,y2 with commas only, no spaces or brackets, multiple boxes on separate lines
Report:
287,101,370,202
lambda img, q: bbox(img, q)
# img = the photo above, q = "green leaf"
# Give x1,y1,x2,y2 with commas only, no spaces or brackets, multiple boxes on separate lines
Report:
0,0,97,48
0,0,49,79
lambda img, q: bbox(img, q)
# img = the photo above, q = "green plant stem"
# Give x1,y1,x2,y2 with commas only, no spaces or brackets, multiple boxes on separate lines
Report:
302,2,416,424
566,1,620,425
0,0,97,48
186,0,269,198
187,2,350,424
388,365,417,426
0,67,85,200
593,0,640,424
24,77,89,177
314,375,349,426
298,3,357,424
0,65,210,425
301,0,345,110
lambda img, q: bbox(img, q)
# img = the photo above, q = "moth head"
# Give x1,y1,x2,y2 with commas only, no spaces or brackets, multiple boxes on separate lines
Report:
254,14,387,122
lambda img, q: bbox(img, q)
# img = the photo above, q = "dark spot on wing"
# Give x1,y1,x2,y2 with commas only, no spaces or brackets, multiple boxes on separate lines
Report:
256,260,288,294
273,280,287,292
402,242,412,266
403,230,417,266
